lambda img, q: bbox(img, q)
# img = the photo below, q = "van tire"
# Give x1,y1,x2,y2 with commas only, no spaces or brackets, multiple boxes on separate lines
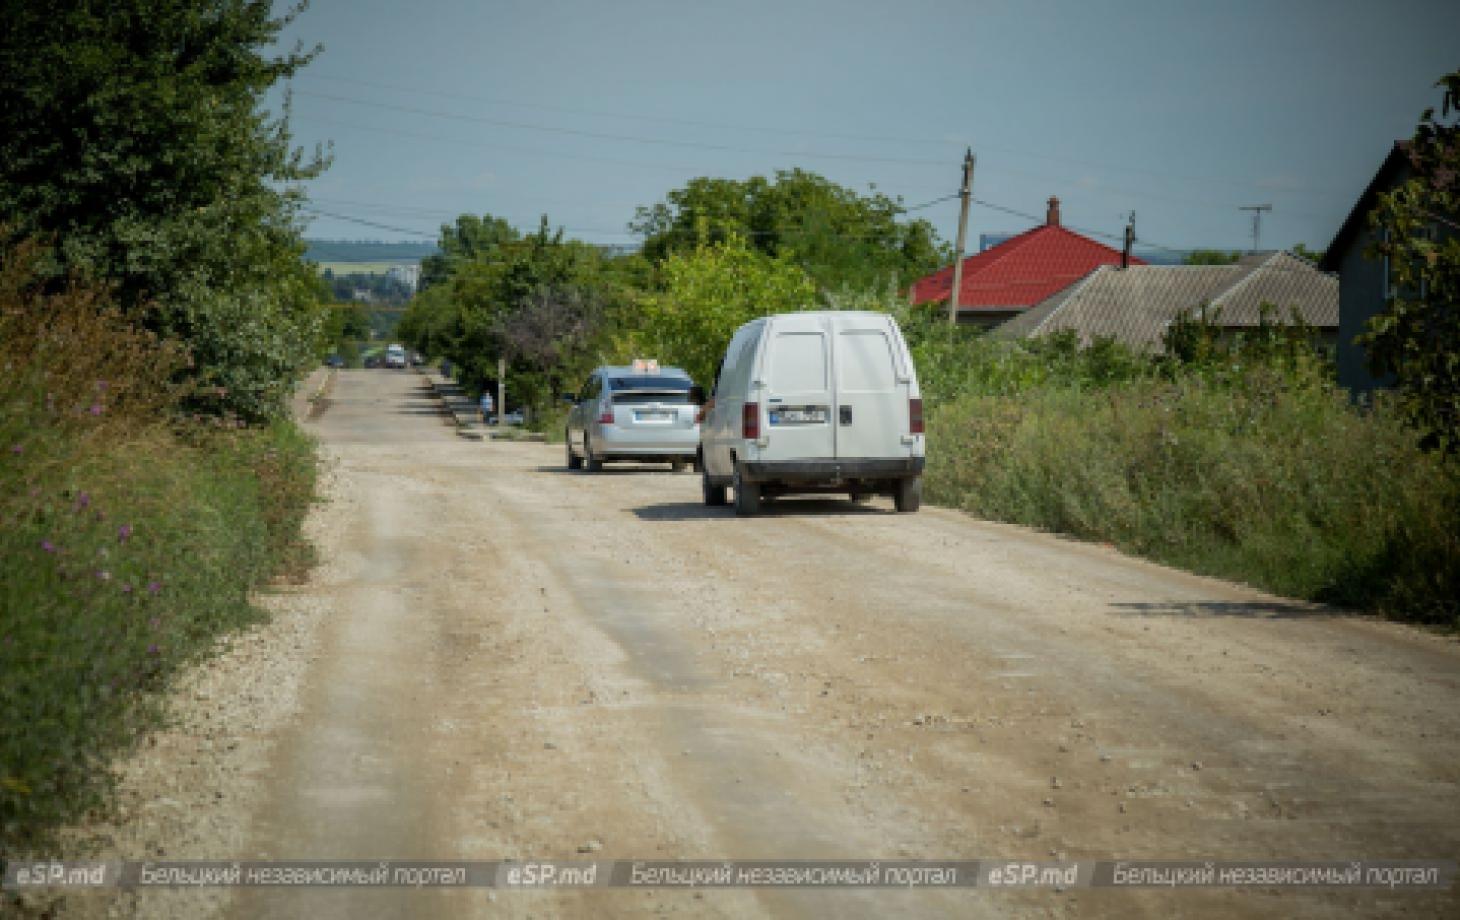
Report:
702,467,728,506
894,476,922,513
670,460,687,473
584,436,603,473
733,465,761,516
565,433,582,470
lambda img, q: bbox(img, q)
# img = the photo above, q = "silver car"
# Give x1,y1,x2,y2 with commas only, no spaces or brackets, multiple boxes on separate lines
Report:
565,363,700,472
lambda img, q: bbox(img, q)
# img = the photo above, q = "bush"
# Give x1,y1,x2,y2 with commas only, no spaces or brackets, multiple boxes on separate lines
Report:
0,245,318,856
926,364,1460,626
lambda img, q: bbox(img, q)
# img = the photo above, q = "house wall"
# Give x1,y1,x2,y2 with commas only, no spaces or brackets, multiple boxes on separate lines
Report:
1335,225,1393,394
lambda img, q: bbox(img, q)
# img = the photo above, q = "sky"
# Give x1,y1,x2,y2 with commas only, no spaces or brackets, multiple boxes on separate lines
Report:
270,0,1460,256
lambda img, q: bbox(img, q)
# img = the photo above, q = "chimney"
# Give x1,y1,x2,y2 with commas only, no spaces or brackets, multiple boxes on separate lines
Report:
1046,196,1061,227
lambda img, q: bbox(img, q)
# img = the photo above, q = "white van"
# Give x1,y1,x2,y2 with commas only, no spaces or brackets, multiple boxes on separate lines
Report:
698,311,925,515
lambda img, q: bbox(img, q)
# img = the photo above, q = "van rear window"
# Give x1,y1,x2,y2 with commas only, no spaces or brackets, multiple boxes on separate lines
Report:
768,332,827,392
837,330,896,392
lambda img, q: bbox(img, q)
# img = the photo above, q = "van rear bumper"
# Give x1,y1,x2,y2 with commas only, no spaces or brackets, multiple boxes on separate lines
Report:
742,457,924,483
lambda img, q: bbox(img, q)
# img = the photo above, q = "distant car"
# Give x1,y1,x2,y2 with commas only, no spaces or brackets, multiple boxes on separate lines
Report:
502,409,525,426
324,354,345,368
363,355,381,369
410,352,425,366
564,360,700,472
384,343,407,369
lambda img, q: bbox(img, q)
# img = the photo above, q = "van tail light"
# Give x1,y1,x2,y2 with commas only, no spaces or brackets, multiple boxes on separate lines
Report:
909,397,924,435
597,406,614,425
742,401,760,439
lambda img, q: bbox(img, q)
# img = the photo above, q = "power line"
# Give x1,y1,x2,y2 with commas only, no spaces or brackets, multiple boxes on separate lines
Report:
292,89,949,167
298,73,1344,198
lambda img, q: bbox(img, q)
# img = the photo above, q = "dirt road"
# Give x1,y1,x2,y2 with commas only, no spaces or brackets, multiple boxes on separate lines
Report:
91,368,1460,918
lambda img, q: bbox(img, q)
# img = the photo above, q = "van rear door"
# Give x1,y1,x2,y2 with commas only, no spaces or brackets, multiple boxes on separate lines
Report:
831,315,910,460
761,314,835,460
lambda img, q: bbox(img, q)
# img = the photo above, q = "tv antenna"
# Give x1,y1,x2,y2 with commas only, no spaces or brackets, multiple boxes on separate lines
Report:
1239,204,1272,253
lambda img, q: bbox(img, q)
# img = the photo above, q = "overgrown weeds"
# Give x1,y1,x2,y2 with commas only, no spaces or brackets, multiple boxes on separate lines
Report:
0,240,318,856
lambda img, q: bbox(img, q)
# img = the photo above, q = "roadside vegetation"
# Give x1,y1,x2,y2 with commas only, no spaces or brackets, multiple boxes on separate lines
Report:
1,2,327,860
913,310,1459,627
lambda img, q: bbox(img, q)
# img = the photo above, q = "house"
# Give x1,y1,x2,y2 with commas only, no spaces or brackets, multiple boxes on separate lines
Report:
1318,141,1412,393
908,197,1144,328
992,251,1338,352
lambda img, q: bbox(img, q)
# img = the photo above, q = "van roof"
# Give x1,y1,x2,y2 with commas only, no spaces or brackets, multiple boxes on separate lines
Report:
763,310,896,323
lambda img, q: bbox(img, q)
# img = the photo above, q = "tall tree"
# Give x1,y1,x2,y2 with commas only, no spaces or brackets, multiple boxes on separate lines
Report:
0,0,327,420
631,169,945,292
1362,70,1460,454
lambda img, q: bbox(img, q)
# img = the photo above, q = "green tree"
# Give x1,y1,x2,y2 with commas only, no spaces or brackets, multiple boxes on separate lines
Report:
420,213,519,290
0,0,328,420
637,234,817,386
1184,249,1242,265
631,169,945,291
1361,70,1460,454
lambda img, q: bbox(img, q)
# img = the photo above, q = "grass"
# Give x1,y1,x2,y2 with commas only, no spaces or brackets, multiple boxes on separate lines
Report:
0,243,320,857
924,362,1460,626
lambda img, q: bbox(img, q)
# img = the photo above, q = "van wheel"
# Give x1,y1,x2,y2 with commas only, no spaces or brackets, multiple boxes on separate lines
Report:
670,459,687,473
702,467,728,506
733,465,761,516
565,432,582,470
894,476,922,513
584,435,603,472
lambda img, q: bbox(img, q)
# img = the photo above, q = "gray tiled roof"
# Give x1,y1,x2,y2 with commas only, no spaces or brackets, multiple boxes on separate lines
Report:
993,252,1337,352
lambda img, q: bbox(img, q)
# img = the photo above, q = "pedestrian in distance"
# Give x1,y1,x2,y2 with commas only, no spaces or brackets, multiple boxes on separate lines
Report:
480,390,495,425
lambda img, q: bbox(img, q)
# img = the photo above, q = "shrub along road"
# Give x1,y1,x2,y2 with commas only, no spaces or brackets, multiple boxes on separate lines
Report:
92,368,1460,919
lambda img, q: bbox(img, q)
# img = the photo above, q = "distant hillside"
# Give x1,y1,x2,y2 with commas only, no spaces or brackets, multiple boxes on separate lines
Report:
304,239,439,263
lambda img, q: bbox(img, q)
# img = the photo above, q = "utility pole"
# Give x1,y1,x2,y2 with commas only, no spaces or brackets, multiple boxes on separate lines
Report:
1122,212,1136,269
496,356,506,426
947,148,975,326
1239,204,1272,253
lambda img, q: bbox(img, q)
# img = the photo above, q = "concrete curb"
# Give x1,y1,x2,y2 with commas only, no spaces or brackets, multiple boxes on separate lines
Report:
420,372,487,439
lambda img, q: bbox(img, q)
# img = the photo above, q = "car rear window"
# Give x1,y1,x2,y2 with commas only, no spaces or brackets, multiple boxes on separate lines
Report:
612,391,692,405
608,375,691,391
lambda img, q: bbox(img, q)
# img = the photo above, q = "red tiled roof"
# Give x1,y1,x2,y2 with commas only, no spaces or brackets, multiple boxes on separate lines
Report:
910,224,1145,310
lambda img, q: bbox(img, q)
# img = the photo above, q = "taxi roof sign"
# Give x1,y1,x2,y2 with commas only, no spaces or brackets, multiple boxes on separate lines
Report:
631,358,660,373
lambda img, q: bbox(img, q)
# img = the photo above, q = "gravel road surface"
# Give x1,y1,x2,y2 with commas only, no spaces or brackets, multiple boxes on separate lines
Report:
60,368,1460,919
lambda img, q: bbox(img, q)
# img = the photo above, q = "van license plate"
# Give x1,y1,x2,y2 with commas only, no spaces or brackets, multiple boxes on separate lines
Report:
635,410,672,422
770,407,827,425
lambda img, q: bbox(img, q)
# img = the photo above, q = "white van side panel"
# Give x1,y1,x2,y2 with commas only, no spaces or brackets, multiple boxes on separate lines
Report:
704,320,764,478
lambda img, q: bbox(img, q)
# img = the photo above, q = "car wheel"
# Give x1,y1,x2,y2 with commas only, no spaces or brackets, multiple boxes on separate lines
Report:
732,464,761,516
584,435,603,473
670,459,687,473
849,490,872,504
565,431,582,470
894,476,922,513
702,466,728,506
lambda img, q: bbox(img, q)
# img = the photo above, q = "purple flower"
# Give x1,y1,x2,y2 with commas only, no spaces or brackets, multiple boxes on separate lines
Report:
121,583,133,594
147,644,159,656
118,523,132,542
89,404,104,416
41,539,56,553
96,380,109,391
147,581,161,595
75,492,91,510
9,444,20,455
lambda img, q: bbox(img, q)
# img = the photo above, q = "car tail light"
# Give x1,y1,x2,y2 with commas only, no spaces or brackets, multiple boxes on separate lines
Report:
742,401,760,439
597,405,614,425
909,397,924,435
